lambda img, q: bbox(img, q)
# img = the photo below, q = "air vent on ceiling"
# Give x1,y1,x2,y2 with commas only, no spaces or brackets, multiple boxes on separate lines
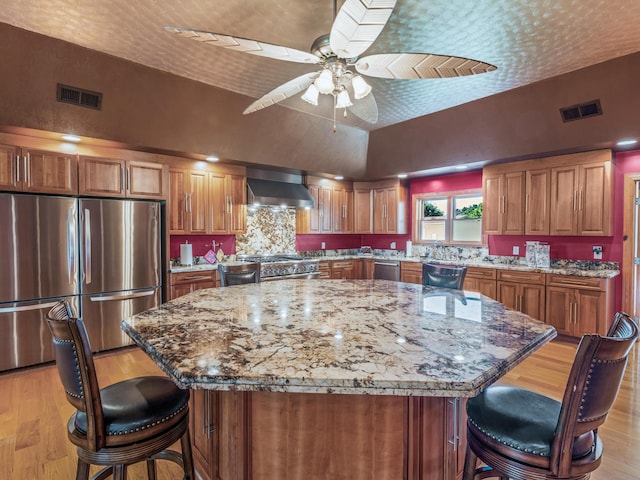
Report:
560,99,602,123
56,83,102,110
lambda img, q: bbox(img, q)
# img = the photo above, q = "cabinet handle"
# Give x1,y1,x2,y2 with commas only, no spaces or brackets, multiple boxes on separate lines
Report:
23,155,28,185
525,194,529,213
126,167,130,191
573,191,577,212
15,153,20,183
121,166,125,191
579,190,583,211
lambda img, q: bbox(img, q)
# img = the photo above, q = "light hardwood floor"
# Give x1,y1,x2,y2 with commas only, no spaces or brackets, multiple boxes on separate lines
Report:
0,338,637,479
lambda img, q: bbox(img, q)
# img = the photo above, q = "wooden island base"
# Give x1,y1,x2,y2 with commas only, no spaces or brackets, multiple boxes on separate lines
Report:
191,390,466,480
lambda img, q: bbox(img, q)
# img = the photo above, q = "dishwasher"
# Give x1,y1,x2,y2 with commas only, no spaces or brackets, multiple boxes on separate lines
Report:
373,259,400,281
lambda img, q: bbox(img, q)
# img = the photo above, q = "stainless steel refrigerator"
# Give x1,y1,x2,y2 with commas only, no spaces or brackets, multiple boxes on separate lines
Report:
0,194,162,371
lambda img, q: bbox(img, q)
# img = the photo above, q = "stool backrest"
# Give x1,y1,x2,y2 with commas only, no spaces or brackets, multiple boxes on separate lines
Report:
422,263,467,289
46,301,105,451
551,312,638,476
219,262,261,287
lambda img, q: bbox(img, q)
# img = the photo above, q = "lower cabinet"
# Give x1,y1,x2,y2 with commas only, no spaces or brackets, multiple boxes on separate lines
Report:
169,270,219,300
497,270,546,322
545,274,614,337
190,390,466,480
317,261,331,279
331,260,355,279
463,267,497,299
400,261,423,284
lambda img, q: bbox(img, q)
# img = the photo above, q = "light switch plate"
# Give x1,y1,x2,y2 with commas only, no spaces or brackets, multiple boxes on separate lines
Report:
512,246,520,255
321,242,326,249
391,242,397,249
593,245,603,260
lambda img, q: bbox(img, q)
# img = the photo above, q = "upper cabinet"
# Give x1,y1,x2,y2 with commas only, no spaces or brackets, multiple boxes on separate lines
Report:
296,176,352,234
0,144,78,195
371,180,409,234
483,149,613,237
79,156,165,199
169,166,246,236
354,189,373,233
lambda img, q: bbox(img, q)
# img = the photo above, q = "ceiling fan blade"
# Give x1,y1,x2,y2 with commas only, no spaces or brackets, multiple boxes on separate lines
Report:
243,72,320,114
355,53,497,79
329,0,397,59
164,26,321,64
348,91,378,124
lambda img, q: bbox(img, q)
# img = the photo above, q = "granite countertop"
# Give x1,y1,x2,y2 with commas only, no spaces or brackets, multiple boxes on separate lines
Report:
122,279,556,397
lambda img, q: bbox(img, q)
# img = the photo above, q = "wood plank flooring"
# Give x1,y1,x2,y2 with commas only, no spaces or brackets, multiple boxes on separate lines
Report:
0,338,637,479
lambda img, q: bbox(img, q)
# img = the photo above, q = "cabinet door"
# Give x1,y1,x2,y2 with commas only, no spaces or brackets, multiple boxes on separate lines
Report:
228,174,247,234
578,162,612,236
373,188,387,233
497,281,520,311
502,171,525,234
482,172,502,234
170,283,193,300
332,188,346,232
525,168,550,235
465,277,497,300
354,189,372,233
127,161,164,199
79,156,125,197
385,187,399,234
209,172,228,233
0,144,20,191
320,186,332,233
24,149,78,194
169,169,188,234
545,287,573,336
575,289,604,336
520,284,545,322
190,391,218,480
550,165,578,235
189,170,208,234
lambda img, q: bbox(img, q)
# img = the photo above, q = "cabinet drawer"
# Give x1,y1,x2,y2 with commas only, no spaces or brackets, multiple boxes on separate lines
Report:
400,262,422,273
496,270,545,284
466,267,497,279
170,271,216,285
331,260,353,269
545,274,606,290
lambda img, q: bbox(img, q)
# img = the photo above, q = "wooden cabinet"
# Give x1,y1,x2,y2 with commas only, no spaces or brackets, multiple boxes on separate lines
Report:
169,168,208,234
317,261,331,279
0,144,78,194
400,261,422,284
169,270,218,300
483,149,613,238
497,270,545,322
482,170,524,235
297,183,332,233
332,187,354,233
549,160,613,236
352,259,364,280
190,390,219,480
464,267,497,299
331,260,355,280
373,185,409,234
79,156,165,199
363,258,375,279
354,189,373,233
525,168,550,235
545,274,614,337
209,172,247,234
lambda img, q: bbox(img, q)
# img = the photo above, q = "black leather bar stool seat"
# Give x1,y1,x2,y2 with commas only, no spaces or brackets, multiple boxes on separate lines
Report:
463,312,638,480
422,263,467,289
46,300,195,480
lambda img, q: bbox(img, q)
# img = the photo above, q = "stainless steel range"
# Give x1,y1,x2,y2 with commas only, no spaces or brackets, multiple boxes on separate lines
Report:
236,254,320,281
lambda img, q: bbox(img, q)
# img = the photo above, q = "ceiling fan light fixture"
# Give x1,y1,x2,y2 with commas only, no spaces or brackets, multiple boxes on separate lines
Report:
352,75,372,100
335,89,353,109
315,69,335,94
301,84,320,105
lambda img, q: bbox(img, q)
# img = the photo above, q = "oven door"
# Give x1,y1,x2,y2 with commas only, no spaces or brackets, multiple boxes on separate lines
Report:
262,272,322,281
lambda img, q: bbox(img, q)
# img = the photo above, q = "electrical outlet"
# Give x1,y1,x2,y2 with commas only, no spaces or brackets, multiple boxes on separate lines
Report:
390,242,397,249
592,245,603,260
512,246,520,255
321,242,326,250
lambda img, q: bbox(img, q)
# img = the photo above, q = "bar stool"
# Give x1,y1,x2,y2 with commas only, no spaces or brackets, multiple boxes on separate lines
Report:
422,263,467,289
462,312,638,480
218,262,261,286
45,301,195,480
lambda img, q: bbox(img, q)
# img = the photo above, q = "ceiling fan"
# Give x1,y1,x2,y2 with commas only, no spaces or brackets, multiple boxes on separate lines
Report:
165,0,496,131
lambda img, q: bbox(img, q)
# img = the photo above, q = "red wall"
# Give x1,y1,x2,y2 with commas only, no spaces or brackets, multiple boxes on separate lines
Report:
169,234,236,259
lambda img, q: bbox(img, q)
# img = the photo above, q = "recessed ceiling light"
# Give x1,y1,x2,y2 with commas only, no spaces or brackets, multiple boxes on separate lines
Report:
335,175,344,180
61,134,81,142
617,139,638,147
455,165,468,170
397,173,408,178
206,156,219,162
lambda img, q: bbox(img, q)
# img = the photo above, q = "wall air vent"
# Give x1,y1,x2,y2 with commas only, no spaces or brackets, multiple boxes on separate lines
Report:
560,99,602,123
56,84,102,110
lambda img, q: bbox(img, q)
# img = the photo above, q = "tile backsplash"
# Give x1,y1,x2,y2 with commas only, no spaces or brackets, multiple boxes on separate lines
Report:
235,207,296,255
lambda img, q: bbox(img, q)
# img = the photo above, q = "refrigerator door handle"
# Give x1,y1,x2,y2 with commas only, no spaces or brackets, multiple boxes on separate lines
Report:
84,208,92,285
89,290,156,302
67,207,77,287
0,301,59,314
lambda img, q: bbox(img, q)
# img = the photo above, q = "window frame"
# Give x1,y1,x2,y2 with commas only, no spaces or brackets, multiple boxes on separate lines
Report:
412,188,485,246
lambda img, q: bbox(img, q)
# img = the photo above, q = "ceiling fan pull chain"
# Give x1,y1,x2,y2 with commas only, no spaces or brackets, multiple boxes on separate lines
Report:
333,95,337,133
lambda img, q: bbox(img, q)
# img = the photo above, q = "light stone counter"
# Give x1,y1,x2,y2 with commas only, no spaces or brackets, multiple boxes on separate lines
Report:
123,279,556,397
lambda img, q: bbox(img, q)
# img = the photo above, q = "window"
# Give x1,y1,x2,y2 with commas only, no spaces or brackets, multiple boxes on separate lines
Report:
414,190,483,245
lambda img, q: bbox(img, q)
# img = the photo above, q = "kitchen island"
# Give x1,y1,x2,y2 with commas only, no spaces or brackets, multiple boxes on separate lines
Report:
122,279,556,480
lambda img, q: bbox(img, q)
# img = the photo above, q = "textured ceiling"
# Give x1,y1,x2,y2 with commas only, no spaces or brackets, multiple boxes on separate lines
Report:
1,0,640,131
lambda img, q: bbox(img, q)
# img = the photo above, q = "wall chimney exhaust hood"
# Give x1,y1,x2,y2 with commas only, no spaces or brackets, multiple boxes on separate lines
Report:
246,168,315,209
